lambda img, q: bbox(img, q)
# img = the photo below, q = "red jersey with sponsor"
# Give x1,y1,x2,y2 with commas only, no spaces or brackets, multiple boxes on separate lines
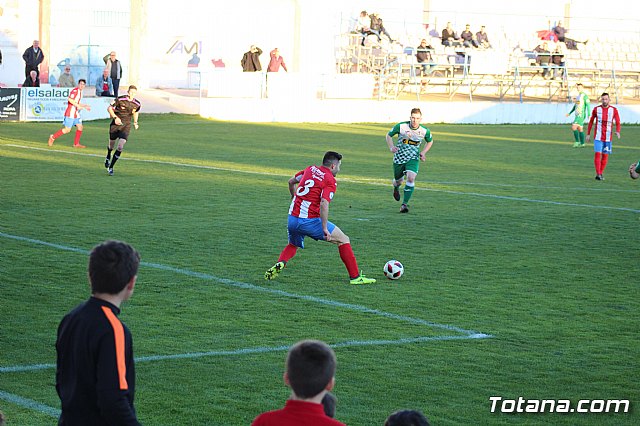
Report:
64,87,82,118
288,165,336,219
587,105,620,142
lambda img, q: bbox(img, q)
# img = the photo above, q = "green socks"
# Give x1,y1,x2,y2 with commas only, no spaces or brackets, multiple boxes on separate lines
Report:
403,182,415,204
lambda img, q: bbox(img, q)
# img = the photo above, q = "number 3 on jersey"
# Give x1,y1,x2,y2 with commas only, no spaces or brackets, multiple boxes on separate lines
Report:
296,179,315,196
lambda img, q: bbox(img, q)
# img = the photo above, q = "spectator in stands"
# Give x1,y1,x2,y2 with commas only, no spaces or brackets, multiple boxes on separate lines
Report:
415,39,436,76
370,13,394,43
385,409,430,426
534,42,551,78
23,69,40,87
251,340,345,426
241,45,263,72
322,392,337,418
551,43,565,79
267,48,288,72
460,24,478,48
95,68,114,97
58,65,76,87
476,26,492,49
441,22,462,47
553,21,587,50
103,51,123,97
356,10,379,46
22,39,45,79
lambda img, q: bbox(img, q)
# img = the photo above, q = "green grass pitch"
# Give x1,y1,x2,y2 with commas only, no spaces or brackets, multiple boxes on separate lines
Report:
1,114,639,425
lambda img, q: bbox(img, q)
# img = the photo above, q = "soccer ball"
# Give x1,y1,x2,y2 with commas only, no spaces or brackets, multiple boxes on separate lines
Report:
383,260,404,280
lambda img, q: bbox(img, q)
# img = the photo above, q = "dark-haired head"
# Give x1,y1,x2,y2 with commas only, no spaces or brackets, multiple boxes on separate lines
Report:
286,340,336,399
89,240,140,295
385,409,430,426
322,151,342,167
321,392,337,418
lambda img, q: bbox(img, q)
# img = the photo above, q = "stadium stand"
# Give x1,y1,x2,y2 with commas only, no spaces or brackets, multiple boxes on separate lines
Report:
335,26,640,102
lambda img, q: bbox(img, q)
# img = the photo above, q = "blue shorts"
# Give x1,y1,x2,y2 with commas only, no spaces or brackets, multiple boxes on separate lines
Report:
593,140,612,154
63,117,81,128
287,215,336,249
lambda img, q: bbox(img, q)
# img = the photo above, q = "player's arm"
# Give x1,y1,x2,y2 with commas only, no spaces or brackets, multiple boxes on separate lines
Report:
419,130,434,161
420,141,433,161
586,108,596,141
288,173,302,199
107,103,122,125
386,124,400,153
95,332,141,425
67,94,90,111
585,97,591,116
614,108,621,138
320,198,331,241
566,104,576,117
132,110,139,130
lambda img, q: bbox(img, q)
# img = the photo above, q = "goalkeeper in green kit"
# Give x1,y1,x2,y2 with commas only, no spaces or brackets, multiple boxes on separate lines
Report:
566,83,591,148
386,107,434,213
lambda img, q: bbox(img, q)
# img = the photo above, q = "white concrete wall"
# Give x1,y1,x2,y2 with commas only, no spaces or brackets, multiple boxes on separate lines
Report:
198,97,640,124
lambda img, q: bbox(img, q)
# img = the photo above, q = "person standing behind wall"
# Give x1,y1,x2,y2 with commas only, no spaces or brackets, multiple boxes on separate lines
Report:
104,51,123,97
267,48,288,72
23,40,45,79
241,45,263,72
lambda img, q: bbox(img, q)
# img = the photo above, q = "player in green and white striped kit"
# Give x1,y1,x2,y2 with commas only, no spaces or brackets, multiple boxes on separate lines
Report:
385,108,434,213
566,83,591,148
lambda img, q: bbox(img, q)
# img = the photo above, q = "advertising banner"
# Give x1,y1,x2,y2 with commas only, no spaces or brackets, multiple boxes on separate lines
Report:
22,87,71,121
0,88,21,121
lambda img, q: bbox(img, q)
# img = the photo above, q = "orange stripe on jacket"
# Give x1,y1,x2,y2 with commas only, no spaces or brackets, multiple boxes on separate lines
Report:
101,306,128,390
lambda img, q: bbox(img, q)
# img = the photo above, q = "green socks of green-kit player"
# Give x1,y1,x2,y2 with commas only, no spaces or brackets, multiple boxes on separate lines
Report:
403,182,414,204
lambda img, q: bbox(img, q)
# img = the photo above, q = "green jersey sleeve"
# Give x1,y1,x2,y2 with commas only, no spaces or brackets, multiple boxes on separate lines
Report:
388,123,401,137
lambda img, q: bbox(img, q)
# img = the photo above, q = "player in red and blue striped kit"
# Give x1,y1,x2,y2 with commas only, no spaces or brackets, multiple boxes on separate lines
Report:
586,92,621,181
265,151,376,285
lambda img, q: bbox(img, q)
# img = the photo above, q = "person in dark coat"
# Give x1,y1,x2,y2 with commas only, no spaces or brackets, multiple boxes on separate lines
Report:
241,45,263,72
22,40,45,78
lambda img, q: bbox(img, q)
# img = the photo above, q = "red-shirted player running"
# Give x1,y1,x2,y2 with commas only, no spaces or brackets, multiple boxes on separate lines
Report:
48,79,91,148
265,151,376,285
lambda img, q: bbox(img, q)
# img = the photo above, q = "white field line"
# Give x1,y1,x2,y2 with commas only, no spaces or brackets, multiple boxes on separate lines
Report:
0,232,491,374
4,144,640,210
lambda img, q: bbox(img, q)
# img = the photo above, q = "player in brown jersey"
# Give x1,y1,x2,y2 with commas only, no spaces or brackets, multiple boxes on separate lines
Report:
105,85,141,176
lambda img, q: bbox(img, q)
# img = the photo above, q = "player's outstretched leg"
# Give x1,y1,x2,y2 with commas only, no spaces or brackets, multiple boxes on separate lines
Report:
265,261,285,280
